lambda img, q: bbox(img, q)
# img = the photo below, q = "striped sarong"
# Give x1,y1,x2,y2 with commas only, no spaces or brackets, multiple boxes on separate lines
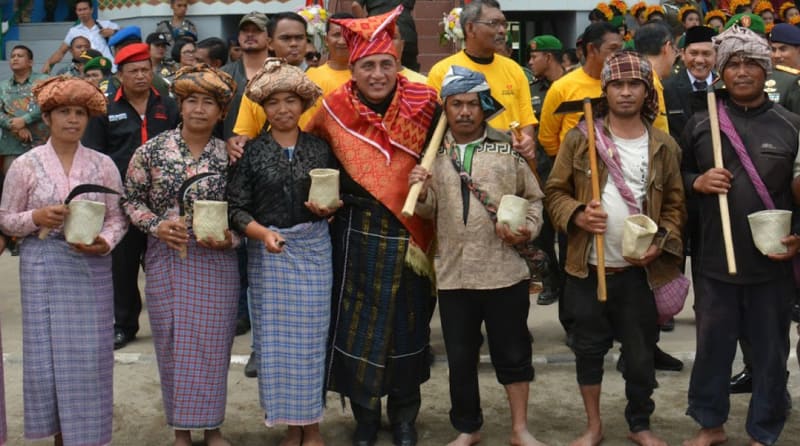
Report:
19,236,113,445
248,220,332,426
145,236,239,429
326,197,435,411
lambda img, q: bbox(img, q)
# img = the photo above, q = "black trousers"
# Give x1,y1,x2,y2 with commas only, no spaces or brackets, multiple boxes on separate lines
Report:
688,274,792,446
438,281,534,433
565,268,657,433
112,226,146,337
350,388,421,427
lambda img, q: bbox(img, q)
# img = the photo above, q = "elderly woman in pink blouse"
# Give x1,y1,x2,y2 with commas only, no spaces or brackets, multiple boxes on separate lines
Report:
0,76,127,446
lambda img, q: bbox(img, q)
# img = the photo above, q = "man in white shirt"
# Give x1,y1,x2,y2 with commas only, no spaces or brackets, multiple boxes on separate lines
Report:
42,0,118,73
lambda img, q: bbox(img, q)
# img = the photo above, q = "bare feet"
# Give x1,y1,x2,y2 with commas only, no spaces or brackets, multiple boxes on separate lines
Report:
628,430,667,446
511,428,548,446
569,425,603,446
204,429,231,446
173,430,191,446
447,431,482,446
682,427,727,446
279,425,303,446
302,424,325,446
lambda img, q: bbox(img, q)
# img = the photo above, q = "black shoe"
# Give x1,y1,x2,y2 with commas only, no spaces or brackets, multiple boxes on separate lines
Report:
392,422,417,446
536,287,560,305
791,302,800,323
654,347,683,371
244,351,257,378
659,317,675,332
730,368,752,394
113,330,133,350
235,317,251,336
352,422,378,446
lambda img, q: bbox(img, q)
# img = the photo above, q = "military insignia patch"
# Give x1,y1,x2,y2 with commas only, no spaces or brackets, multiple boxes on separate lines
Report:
740,15,752,28
766,79,776,88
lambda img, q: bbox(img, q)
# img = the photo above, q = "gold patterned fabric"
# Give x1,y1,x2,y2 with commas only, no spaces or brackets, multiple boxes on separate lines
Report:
171,63,237,111
32,75,107,117
245,58,321,112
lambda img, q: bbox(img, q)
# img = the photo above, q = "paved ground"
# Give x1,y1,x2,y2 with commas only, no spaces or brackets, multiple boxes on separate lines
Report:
0,252,798,445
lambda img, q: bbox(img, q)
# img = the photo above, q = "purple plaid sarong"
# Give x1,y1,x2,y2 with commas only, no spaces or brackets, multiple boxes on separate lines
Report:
19,236,114,445
248,220,332,427
145,236,240,429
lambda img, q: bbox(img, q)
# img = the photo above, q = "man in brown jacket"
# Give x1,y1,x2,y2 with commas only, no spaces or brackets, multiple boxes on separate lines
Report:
409,66,546,446
545,51,685,446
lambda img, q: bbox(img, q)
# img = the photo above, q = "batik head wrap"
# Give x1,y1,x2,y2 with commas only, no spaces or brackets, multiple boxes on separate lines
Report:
440,65,504,122
599,51,658,122
245,58,321,112
32,75,107,117
330,6,401,65
171,63,237,111
713,25,772,75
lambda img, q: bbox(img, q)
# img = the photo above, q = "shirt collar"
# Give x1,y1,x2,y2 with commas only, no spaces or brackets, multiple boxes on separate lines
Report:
686,71,713,89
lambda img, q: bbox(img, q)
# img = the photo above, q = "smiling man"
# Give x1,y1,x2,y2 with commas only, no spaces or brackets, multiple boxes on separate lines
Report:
680,24,800,446
306,7,439,446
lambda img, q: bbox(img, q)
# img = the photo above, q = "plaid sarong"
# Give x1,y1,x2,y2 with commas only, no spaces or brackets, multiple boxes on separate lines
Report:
248,220,332,426
326,197,434,410
145,236,240,429
19,236,113,445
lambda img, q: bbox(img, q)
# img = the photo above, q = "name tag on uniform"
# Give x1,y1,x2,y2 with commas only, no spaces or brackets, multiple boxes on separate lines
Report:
109,113,127,122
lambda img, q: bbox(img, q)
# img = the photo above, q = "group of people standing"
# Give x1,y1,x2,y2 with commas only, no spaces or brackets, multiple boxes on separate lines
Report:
0,1,798,446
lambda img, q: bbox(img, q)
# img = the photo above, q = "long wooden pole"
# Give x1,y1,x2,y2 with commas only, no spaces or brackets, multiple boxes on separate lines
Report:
402,114,448,217
706,89,737,275
583,98,607,302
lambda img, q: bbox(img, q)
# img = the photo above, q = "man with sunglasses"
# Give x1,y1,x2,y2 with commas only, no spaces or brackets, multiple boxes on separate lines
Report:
427,0,537,166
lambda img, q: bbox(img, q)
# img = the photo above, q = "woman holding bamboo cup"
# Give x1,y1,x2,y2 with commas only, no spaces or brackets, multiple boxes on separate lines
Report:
122,64,239,446
0,76,127,446
226,58,335,446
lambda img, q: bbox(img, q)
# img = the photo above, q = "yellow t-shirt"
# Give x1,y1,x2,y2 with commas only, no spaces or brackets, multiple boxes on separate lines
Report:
400,67,427,84
232,64,351,138
538,67,602,157
427,51,537,132
652,72,669,134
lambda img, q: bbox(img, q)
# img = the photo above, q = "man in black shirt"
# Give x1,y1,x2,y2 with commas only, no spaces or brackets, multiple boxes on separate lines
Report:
83,43,179,350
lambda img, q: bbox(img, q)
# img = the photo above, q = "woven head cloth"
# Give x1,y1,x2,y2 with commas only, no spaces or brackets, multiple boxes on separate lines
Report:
600,51,658,123
330,5,402,65
714,25,772,75
171,63,237,112
440,65,504,122
245,58,322,112
33,75,107,117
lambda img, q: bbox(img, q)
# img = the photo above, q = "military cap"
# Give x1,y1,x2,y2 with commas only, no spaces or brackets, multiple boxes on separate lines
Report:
239,11,269,32
114,42,150,66
725,13,766,35
83,56,112,74
109,26,142,48
146,32,170,46
770,23,800,45
529,35,563,52
173,28,197,42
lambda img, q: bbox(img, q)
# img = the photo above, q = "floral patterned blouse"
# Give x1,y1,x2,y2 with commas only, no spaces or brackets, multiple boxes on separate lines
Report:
122,128,231,237
0,140,128,249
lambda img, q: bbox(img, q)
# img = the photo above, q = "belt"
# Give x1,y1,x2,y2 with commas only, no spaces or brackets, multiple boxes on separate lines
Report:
588,264,631,275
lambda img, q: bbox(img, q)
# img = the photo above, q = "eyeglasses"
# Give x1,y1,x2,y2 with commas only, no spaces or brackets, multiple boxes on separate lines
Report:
473,19,507,29
305,51,321,61
181,48,196,55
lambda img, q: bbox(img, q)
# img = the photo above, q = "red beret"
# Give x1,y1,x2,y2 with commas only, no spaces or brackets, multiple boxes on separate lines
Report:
114,43,151,66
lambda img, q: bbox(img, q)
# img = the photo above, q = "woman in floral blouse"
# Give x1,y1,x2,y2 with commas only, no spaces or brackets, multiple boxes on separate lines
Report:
122,64,238,446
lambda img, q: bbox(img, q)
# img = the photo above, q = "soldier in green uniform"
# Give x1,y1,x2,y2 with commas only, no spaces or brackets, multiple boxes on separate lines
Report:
527,34,566,306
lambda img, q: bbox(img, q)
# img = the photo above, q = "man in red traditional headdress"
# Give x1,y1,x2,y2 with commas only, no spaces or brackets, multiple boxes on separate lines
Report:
305,7,438,446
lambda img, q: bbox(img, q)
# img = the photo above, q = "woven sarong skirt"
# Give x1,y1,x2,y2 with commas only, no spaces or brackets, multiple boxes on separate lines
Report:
145,236,240,429
248,220,332,426
19,236,113,445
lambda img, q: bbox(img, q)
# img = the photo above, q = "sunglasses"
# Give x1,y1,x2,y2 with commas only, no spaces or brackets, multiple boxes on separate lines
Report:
305,51,321,61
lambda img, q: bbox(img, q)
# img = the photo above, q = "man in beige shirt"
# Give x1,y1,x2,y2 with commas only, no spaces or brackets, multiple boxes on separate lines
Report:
409,66,545,446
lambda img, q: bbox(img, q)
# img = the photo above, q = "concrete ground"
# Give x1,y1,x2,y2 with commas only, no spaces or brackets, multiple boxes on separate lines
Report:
0,252,797,445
